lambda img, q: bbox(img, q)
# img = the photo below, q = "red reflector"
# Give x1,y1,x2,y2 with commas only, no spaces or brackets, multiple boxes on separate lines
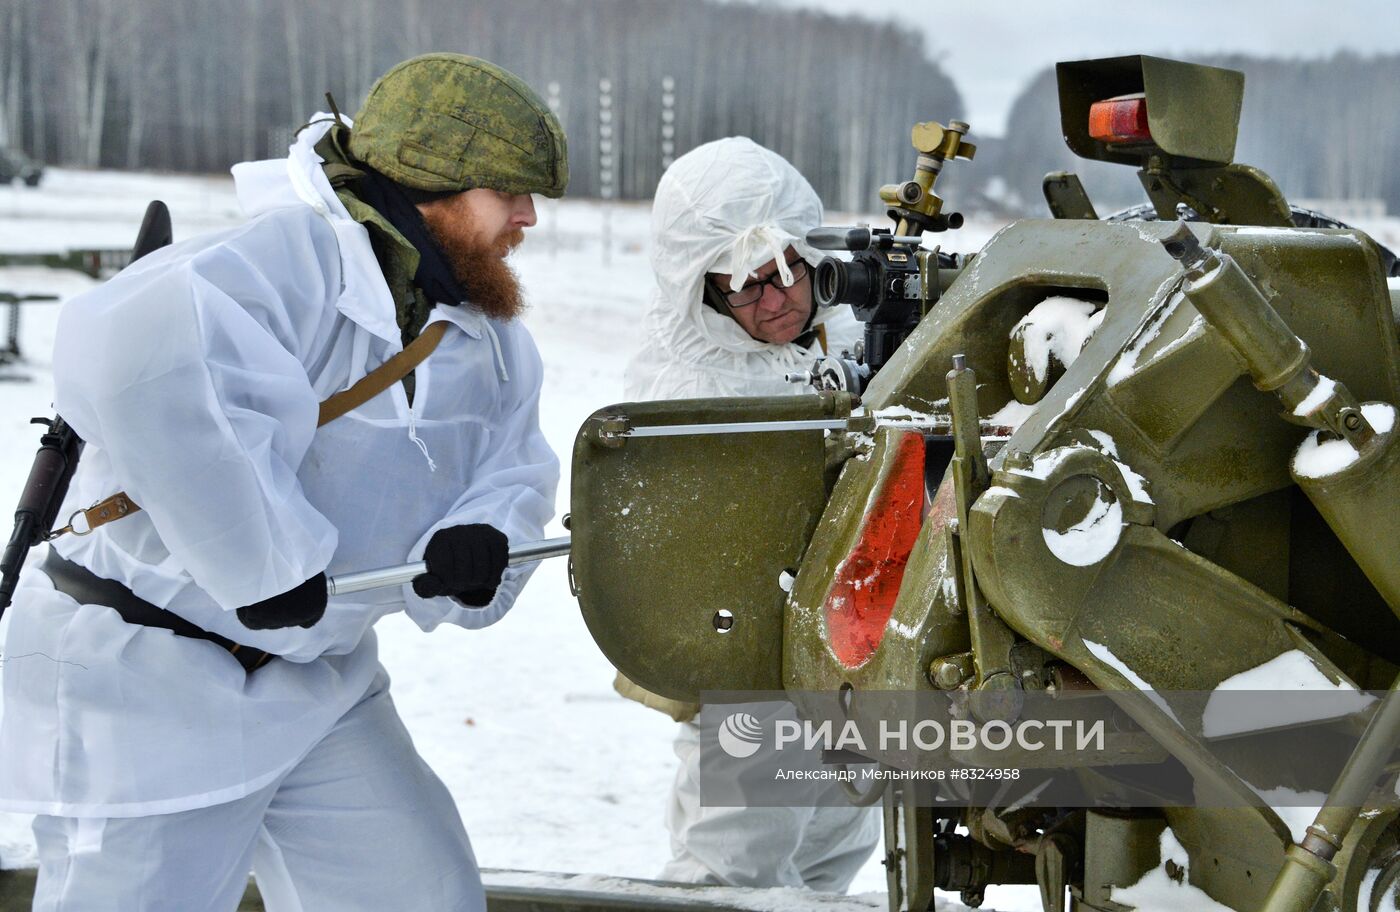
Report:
1088,94,1151,145
823,432,926,669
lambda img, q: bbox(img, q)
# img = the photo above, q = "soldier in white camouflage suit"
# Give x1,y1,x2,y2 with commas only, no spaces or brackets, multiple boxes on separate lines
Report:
1,54,566,911
622,137,881,892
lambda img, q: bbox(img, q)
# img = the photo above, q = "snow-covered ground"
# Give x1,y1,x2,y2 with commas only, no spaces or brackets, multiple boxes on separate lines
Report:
42,166,1400,910
7,167,1400,910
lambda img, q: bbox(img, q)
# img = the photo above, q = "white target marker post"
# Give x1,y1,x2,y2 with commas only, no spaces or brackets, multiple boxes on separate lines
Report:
599,77,615,267
661,75,676,172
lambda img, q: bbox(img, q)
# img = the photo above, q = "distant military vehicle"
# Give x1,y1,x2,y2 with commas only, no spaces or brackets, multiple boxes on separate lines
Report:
568,56,1400,912
0,147,43,186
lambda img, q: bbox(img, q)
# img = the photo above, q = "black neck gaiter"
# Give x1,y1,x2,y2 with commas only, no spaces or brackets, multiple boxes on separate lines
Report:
354,168,469,310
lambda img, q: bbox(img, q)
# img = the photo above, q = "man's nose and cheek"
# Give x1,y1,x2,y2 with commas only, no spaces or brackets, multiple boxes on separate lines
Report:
733,273,811,343
513,193,538,229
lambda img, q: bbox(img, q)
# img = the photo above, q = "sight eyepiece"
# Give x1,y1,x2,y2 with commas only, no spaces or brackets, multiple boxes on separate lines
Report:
814,255,875,309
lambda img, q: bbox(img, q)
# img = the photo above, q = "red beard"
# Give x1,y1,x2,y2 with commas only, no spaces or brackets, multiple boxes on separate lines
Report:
419,207,526,321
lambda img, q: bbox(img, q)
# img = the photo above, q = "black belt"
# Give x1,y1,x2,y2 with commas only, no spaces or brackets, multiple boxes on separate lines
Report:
40,553,275,673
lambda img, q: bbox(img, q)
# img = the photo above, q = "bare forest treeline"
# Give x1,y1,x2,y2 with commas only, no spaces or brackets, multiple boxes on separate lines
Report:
0,0,962,211
4,0,1397,217
992,53,1400,217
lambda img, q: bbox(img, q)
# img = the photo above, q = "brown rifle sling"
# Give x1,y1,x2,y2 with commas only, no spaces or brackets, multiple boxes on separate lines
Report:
55,322,449,539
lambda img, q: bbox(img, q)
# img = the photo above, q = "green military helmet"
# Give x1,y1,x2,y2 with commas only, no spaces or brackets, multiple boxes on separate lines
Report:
349,52,568,199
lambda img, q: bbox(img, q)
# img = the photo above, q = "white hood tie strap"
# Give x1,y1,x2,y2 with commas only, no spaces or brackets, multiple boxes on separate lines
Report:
406,409,438,473
724,223,791,293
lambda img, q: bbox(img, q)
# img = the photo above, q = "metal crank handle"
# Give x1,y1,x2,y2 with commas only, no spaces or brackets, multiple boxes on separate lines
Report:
326,535,572,596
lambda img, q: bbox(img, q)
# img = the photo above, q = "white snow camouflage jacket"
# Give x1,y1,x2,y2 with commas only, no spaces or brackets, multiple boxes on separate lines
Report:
625,136,857,400
615,138,857,719
0,117,557,816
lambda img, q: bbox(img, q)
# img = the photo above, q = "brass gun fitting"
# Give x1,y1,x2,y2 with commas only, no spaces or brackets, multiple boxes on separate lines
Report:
879,180,928,208
913,120,976,164
887,120,976,236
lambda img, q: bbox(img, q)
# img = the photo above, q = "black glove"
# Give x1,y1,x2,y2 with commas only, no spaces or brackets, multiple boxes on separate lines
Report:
412,524,508,605
236,573,328,630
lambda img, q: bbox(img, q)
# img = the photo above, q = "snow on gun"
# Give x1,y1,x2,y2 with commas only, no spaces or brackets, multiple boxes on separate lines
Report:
565,54,1400,912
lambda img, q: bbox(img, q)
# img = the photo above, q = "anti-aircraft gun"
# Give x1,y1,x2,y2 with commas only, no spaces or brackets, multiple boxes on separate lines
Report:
568,56,1400,912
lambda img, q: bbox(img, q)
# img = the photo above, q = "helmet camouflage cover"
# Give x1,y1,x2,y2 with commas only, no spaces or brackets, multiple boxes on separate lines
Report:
349,52,569,198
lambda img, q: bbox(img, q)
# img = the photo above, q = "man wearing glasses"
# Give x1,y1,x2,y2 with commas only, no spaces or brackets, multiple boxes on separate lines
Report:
705,253,814,345
621,137,878,890
625,137,855,399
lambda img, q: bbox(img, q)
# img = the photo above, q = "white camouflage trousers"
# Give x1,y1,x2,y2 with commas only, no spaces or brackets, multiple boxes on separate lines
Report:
660,703,881,891
31,671,482,912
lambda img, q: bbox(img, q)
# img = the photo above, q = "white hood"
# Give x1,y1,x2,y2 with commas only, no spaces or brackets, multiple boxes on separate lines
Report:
626,137,851,400
232,115,402,350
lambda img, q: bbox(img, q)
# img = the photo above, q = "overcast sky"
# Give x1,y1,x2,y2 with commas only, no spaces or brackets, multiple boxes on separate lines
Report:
758,0,1400,135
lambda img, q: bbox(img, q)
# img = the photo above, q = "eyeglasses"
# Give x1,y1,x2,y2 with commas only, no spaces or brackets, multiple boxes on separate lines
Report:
723,258,809,309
